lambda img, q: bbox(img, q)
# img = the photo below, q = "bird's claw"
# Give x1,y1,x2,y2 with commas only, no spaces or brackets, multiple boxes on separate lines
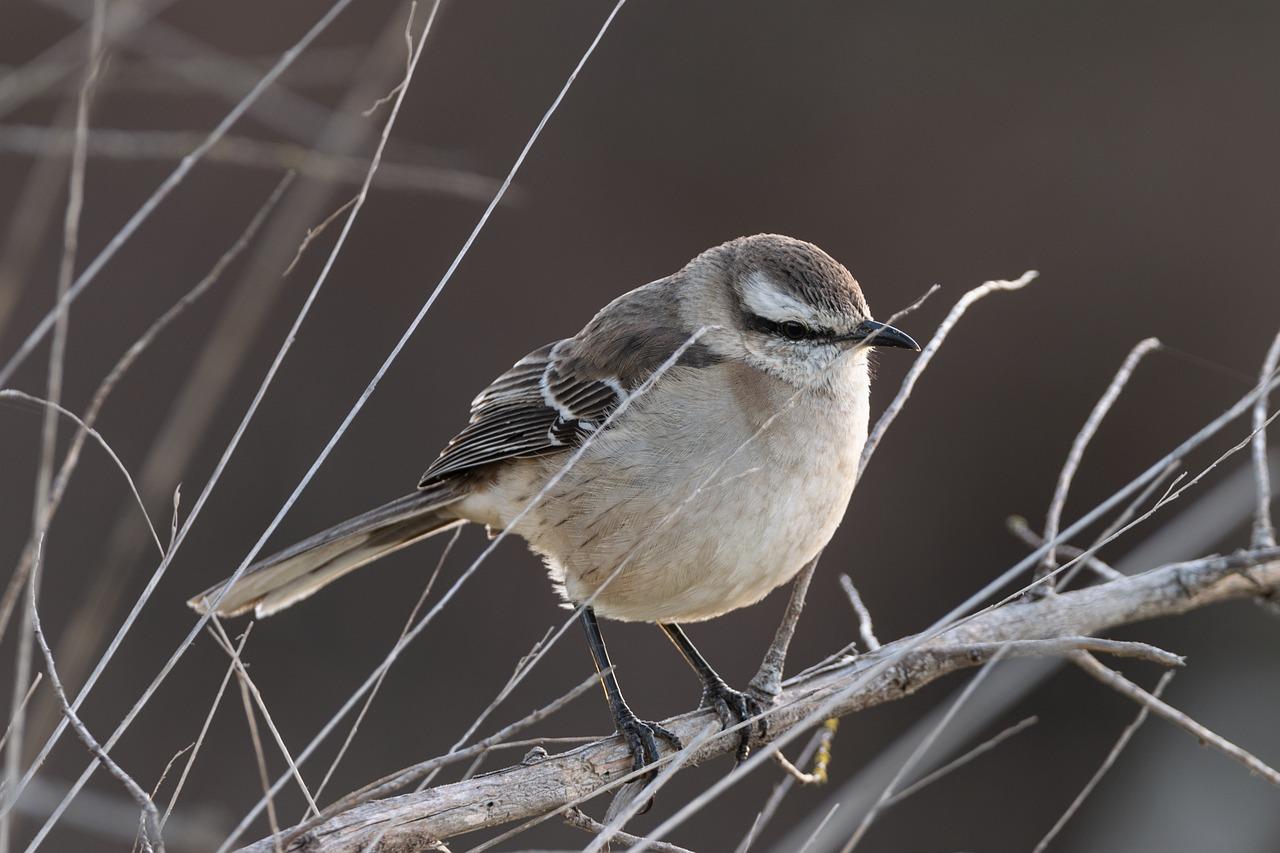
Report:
616,711,683,777
701,679,767,763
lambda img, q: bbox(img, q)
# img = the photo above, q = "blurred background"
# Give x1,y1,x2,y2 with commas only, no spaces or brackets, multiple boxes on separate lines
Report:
1,1,1278,850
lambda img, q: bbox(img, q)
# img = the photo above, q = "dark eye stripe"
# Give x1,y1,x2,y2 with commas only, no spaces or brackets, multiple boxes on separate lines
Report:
745,313,834,342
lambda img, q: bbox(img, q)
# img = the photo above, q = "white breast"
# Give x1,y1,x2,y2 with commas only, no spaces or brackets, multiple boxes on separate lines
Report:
474,357,871,623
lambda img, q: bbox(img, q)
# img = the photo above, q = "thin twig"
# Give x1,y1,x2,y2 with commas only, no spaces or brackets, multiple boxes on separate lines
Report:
162,626,250,828
838,574,882,650
4,9,104,846
563,808,694,853
234,659,280,852
1251,331,1280,549
282,195,356,276
734,725,831,853
1033,670,1174,853
798,804,841,853
842,650,1009,852
772,719,838,786
1074,652,1280,786
1037,338,1161,587
0,126,503,202
207,620,318,816
28,537,164,852
858,271,1039,476
0,0,357,388
883,715,1039,806
0,676,42,755
1007,516,1123,581
314,526,461,802
0,173,293,645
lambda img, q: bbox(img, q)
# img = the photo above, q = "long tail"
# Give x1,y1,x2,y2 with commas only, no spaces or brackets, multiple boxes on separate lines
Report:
188,484,465,619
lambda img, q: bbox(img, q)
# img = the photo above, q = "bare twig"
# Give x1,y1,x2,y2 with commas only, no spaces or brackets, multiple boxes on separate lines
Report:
883,715,1039,806
1073,652,1280,786
773,719,839,786
1033,670,1174,853
314,526,462,801
0,173,293,645
858,271,1039,476
162,626,250,827
4,10,105,847
282,196,357,275
842,650,1009,852
1251,331,1280,549
1007,516,1123,581
838,574,882,650
234,547,1278,852
563,808,694,853
1037,338,1161,588
234,659,280,852
0,676,42,755
0,0,356,388
734,725,832,853
207,620,318,816
0,126,504,202
28,538,164,852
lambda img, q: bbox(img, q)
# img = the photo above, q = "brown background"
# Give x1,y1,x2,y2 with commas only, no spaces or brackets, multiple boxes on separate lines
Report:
1,1,1278,850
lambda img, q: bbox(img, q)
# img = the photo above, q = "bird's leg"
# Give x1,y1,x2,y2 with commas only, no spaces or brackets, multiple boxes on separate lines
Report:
660,623,766,762
579,607,683,777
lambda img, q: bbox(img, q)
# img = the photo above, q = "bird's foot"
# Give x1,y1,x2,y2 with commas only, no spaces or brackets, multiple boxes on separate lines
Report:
615,709,683,776
701,678,767,763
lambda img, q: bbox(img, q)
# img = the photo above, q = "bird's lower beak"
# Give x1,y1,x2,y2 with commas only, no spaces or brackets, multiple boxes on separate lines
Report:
842,319,921,351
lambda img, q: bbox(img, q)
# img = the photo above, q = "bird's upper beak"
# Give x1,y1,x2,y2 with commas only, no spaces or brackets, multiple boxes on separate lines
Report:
840,319,920,351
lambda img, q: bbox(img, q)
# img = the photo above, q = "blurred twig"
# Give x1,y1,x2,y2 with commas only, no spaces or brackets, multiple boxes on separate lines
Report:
1032,670,1174,853
0,126,506,201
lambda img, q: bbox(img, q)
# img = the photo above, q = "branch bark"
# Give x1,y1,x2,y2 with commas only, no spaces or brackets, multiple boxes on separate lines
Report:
238,548,1280,853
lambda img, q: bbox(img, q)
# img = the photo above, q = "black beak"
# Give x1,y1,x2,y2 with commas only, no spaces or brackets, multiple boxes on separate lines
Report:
842,319,920,351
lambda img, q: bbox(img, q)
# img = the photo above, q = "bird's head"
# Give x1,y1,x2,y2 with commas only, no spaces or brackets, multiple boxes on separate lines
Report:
682,234,919,387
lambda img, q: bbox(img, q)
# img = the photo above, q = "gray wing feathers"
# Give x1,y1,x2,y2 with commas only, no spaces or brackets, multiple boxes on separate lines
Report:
418,279,720,486
188,484,464,619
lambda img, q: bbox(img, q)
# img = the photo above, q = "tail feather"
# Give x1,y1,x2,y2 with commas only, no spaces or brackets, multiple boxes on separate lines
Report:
188,485,465,619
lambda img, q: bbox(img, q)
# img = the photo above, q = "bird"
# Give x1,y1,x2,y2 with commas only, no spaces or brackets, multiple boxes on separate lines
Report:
189,233,918,774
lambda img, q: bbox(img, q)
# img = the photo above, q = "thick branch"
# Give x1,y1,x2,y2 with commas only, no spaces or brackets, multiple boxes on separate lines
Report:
238,550,1279,852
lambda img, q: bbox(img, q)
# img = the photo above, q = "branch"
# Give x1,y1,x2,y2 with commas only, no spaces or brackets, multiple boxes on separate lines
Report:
1073,652,1280,786
237,549,1279,852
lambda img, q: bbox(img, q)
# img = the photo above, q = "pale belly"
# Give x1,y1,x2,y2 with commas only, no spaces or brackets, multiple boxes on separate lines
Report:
466,362,871,623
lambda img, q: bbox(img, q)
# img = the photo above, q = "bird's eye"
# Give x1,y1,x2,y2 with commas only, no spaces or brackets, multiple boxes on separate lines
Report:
779,320,809,341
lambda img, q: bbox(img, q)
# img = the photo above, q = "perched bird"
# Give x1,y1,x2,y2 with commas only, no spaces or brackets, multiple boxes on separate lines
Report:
189,234,918,772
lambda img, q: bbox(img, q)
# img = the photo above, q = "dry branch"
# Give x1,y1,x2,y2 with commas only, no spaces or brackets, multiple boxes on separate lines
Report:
238,548,1279,852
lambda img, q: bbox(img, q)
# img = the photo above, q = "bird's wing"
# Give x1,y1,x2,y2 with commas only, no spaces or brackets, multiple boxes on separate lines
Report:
418,340,626,485
418,277,723,487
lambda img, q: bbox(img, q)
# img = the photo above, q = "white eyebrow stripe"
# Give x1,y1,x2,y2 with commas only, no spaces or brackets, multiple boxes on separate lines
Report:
741,271,819,322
